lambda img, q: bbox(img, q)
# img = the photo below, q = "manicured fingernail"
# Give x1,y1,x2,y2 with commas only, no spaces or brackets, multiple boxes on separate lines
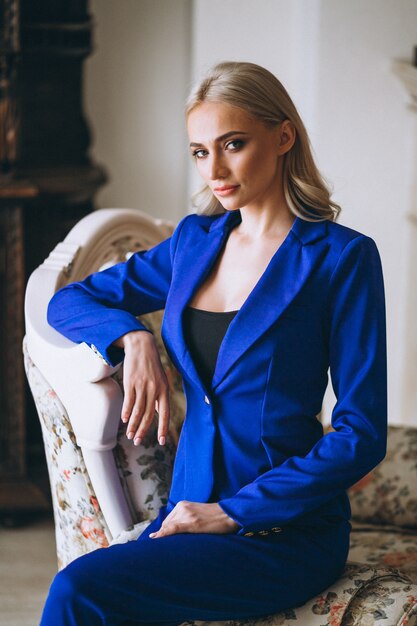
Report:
127,432,134,440
159,436,166,446
134,436,142,446
149,532,156,538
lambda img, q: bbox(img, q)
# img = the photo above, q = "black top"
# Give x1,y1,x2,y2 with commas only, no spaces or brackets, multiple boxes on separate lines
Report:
183,306,239,390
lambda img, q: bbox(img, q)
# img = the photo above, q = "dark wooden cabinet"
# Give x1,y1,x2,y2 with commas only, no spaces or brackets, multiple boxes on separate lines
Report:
0,0,107,517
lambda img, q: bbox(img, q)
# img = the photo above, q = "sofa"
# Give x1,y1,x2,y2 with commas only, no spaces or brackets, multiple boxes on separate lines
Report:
24,208,417,625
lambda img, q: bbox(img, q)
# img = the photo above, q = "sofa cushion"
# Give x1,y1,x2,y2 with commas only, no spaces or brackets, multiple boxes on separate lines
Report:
348,425,417,529
349,521,417,584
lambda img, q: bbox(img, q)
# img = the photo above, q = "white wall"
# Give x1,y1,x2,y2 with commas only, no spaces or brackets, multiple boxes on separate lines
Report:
191,0,417,425
84,0,191,222
313,1,417,423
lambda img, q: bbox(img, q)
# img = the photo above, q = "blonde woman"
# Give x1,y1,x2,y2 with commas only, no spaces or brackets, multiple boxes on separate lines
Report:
41,61,387,625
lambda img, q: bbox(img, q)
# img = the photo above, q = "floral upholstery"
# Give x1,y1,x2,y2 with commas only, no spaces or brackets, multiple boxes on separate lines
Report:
349,522,417,584
23,308,185,570
348,425,417,529
24,337,111,569
342,576,417,626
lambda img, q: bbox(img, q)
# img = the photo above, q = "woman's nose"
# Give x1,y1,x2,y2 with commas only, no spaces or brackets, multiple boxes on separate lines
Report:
209,154,229,180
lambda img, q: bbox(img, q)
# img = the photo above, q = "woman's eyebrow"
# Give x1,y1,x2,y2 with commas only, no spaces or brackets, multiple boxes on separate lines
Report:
189,130,249,148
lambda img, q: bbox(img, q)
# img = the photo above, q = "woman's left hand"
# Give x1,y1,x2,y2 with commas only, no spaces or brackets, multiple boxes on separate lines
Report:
149,501,240,538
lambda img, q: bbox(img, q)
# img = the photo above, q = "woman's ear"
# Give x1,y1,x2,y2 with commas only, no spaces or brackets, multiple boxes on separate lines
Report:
277,120,296,155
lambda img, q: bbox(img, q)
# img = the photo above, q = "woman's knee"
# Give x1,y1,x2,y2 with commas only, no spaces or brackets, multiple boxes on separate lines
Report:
49,553,98,605
41,562,103,626
48,565,81,604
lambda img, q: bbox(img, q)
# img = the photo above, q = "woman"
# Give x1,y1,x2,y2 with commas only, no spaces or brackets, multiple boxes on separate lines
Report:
40,61,387,625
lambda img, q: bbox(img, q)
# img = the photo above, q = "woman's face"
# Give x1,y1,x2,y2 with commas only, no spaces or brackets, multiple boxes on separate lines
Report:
187,101,292,213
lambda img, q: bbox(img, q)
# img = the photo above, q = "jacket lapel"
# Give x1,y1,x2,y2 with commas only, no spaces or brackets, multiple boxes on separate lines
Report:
163,210,329,392
212,217,329,389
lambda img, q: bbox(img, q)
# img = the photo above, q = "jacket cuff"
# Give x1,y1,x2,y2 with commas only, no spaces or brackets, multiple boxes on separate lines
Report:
90,321,154,367
217,499,283,538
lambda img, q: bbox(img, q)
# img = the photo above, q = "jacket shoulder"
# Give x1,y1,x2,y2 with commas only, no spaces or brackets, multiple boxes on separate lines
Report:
173,211,224,239
325,219,377,255
323,220,383,288
327,219,367,243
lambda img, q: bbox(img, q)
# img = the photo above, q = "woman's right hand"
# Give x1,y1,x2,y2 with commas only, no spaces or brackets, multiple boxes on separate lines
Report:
113,331,170,446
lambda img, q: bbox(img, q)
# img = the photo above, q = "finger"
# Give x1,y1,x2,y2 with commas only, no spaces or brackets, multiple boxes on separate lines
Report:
133,392,157,445
126,393,147,440
149,521,180,539
157,392,170,446
149,507,177,538
121,388,135,424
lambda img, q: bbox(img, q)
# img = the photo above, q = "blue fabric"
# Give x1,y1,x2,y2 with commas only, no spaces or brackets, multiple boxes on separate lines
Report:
44,210,387,623
40,506,351,625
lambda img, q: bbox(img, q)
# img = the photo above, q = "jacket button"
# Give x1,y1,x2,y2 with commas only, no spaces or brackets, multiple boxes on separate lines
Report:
272,527,282,533
91,344,110,365
204,395,210,405
258,530,269,536
244,531,254,537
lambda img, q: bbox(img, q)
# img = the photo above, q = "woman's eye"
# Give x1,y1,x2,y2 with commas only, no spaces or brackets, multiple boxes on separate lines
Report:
192,149,208,159
225,139,244,151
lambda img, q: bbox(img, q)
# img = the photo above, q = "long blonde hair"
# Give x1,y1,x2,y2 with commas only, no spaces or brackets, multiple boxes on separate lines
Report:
186,61,341,222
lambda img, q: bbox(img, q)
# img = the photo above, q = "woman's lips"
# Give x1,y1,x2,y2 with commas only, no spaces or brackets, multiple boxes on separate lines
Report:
213,185,240,196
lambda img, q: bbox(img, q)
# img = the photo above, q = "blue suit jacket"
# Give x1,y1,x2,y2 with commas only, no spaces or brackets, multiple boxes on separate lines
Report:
48,209,387,537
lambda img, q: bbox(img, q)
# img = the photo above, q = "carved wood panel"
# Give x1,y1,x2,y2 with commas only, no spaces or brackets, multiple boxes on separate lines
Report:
0,204,25,479
0,0,108,516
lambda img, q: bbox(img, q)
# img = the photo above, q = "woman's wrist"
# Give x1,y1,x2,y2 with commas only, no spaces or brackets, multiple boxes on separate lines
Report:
113,330,153,349
213,503,240,532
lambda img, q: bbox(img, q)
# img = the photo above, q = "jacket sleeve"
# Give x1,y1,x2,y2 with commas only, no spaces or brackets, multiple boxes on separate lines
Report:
218,234,387,534
47,214,189,366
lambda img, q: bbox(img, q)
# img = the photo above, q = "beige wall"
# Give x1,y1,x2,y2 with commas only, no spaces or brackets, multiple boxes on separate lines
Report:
85,0,191,222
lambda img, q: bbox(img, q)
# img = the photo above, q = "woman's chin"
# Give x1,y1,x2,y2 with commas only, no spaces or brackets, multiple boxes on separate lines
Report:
216,198,242,212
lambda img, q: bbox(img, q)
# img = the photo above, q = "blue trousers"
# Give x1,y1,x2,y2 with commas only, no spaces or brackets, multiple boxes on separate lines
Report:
40,506,350,626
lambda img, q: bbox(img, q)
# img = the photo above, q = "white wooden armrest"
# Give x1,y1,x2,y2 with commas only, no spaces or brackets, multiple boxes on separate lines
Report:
24,208,175,537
